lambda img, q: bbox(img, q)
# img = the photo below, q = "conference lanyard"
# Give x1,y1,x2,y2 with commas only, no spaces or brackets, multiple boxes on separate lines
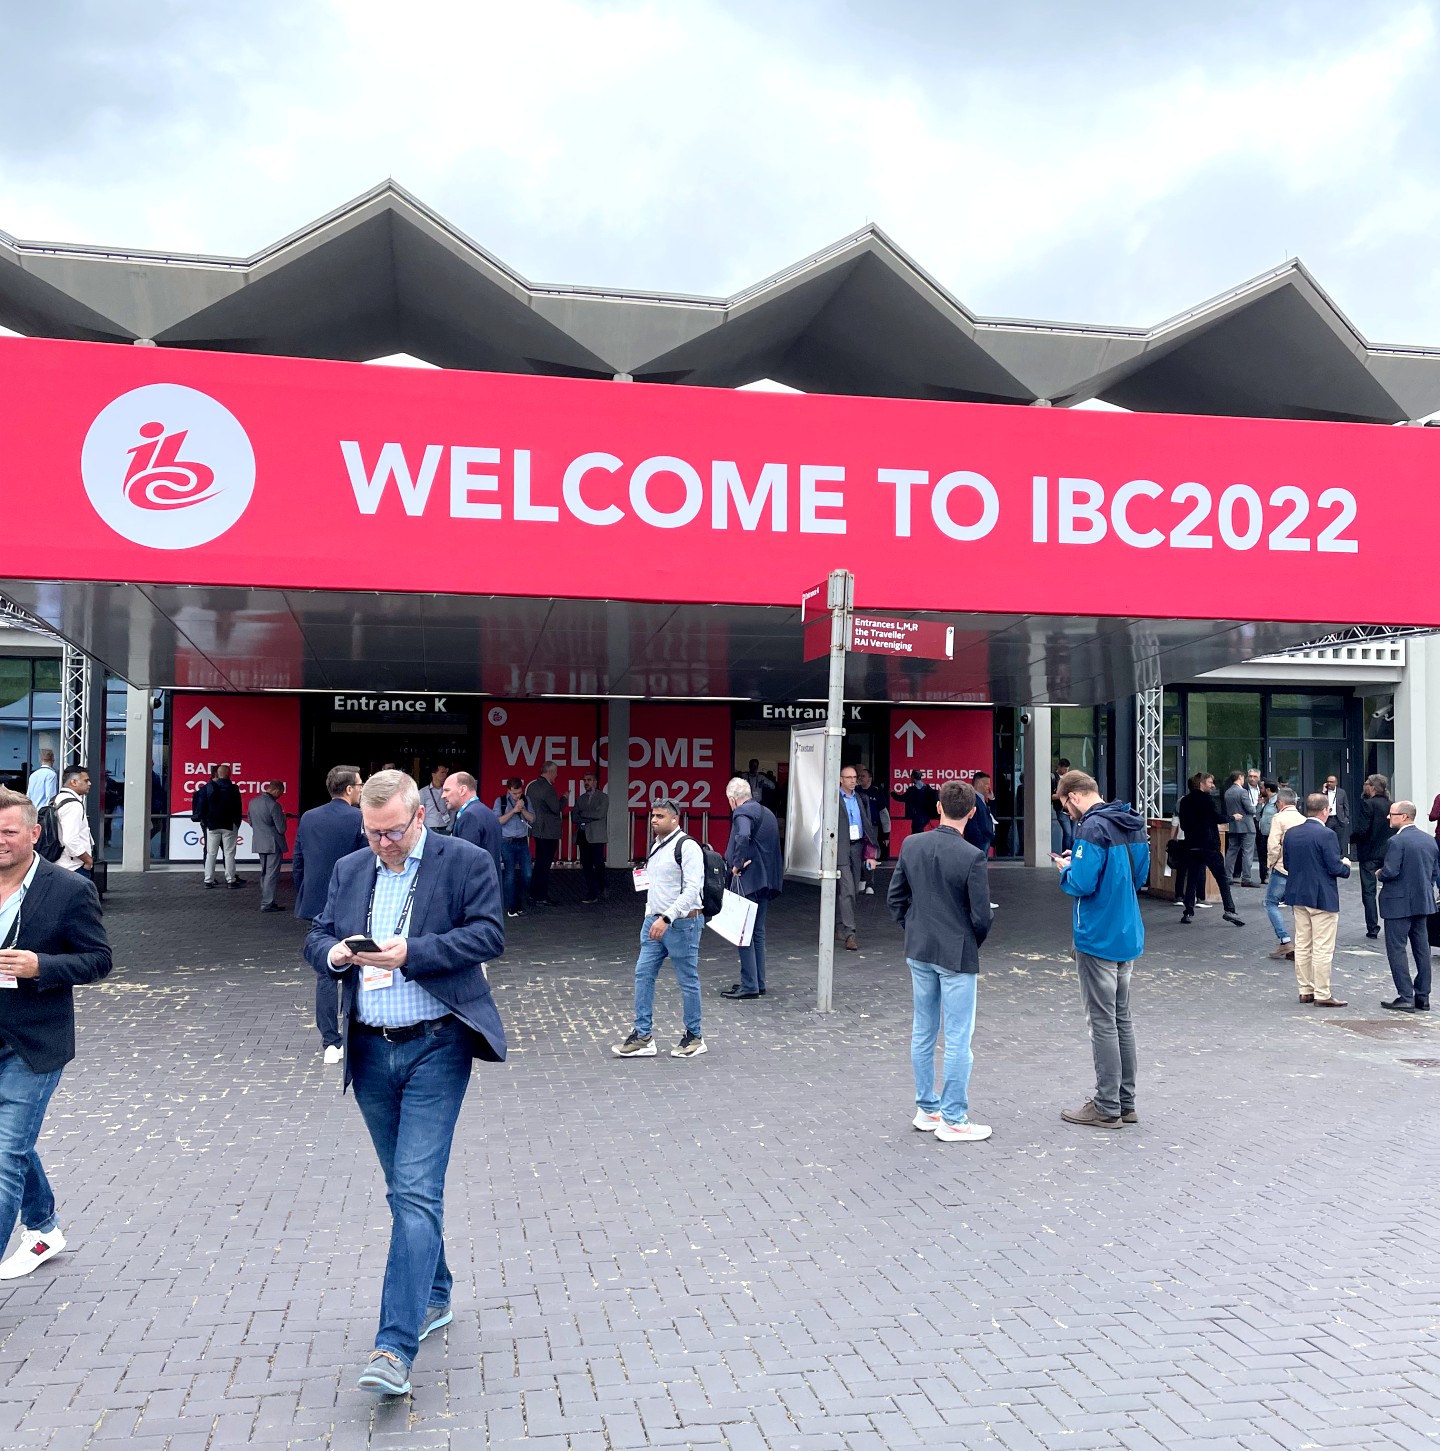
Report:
366,869,420,941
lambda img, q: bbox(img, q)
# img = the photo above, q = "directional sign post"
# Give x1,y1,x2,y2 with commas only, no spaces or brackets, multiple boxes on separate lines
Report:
813,570,853,1014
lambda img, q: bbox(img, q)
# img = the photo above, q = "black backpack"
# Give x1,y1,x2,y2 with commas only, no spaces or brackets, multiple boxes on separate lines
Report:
674,833,728,919
36,793,71,862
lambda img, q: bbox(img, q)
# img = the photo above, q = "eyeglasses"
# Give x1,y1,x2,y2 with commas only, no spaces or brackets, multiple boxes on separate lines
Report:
362,806,418,844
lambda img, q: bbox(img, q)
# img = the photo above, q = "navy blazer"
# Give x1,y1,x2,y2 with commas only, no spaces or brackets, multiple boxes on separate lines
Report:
724,800,784,900
963,795,996,856
1378,826,1440,919
887,824,991,973
3,856,112,1073
292,799,366,920
304,833,507,1089
1282,817,1351,911
451,798,504,882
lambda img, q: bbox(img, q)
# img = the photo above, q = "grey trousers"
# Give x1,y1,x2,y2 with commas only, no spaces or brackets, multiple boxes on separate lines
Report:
837,840,865,936
258,851,282,908
1075,950,1136,1119
1225,830,1256,884
204,828,237,884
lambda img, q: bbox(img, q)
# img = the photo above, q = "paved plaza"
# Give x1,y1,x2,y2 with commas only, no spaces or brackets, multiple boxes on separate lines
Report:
0,863,1437,1450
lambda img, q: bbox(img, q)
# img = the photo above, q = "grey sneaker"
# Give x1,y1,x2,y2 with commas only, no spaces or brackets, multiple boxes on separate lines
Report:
1061,1099,1122,1129
613,1031,657,1058
1121,1108,1139,1125
671,1031,708,1058
419,1304,453,1342
357,1350,411,1396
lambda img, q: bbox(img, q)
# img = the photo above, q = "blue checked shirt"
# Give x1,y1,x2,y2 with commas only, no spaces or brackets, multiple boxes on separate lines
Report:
352,828,449,1028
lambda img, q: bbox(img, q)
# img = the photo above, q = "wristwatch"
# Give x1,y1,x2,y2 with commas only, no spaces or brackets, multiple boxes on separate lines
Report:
659,914,671,925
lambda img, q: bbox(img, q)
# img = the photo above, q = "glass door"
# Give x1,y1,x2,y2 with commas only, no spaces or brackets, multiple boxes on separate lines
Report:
1270,743,1344,797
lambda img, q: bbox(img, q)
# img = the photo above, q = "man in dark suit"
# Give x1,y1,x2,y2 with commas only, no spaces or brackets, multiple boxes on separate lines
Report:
1177,773,1243,925
1350,774,1395,940
1377,800,1440,1012
1323,774,1352,857
887,778,992,1142
0,786,112,1282
837,765,878,951
1282,793,1352,1008
963,772,997,858
293,765,366,1063
305,770,505,1398
441,771,503,885
720,777,784,999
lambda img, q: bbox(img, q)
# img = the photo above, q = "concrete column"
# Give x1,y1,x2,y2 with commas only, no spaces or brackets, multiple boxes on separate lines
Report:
1394,635,1440,803
1023,705,1053,867
120,685,153,873
606,697,632,865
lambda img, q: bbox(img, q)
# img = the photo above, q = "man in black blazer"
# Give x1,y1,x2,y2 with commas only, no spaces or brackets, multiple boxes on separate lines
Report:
441,771,503,885
720,777,784,999
887,778,993,1143
293,765,366,1062
305,770,505,1397
1350,774,1395,939
0,786,112,1281
1377,800,1440,1012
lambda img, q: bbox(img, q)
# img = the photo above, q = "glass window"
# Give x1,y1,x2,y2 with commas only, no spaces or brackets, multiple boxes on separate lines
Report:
0,661,30,719
1363,692,1395,742
31,659,60,719
0,724,27,785
1188,692,1261,741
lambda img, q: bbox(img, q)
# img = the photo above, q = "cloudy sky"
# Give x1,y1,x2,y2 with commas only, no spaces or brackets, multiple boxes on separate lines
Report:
4,0,1440,342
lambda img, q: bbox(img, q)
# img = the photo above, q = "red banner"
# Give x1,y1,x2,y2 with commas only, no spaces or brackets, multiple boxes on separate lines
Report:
477,701,602,813
4,336,1437,624
168,693,300,860
887,707,993,845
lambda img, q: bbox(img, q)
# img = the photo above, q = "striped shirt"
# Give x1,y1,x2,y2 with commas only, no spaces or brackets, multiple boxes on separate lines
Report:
352,828,449,1028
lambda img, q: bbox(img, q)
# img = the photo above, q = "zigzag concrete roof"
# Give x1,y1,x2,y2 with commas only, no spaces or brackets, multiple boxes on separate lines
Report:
4,179,1439,421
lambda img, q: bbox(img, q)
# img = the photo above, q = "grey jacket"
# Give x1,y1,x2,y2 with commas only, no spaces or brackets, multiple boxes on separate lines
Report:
575,788,608,845
247,792,288,855
1223,783,1255,838
527,776,563,841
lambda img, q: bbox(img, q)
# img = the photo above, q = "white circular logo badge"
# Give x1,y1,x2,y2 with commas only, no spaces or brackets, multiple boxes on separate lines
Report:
487,706,508,726
82,383,255,550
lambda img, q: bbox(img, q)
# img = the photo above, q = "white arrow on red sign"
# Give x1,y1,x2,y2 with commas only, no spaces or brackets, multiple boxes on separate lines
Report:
186,705,225,750
895,719,926,758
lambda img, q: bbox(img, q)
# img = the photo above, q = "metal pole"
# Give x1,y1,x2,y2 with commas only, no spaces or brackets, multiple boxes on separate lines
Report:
816,569,853,1012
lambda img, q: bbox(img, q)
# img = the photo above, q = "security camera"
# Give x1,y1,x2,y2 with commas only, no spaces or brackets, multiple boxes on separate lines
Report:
1019,709,1032,725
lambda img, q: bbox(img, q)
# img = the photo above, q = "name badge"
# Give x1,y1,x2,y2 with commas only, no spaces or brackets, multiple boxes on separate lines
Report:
850,824,862,840
361,965,394,991
632,867,650,892
0,974,16,990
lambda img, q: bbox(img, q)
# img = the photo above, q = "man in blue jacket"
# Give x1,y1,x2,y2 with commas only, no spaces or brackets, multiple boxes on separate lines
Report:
305,770,505,1398
1053,770,1150,1130
442,771,503,885
1282,794,1352,1008
720,777,783,999
293,765,366,1064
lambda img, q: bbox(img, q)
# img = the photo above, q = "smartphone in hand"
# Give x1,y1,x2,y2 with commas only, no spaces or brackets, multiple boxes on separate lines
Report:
344,933,383,955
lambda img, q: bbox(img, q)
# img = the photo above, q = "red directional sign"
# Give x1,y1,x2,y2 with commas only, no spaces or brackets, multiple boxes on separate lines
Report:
167,693,300,859
887,706,994,845
803,613,955,661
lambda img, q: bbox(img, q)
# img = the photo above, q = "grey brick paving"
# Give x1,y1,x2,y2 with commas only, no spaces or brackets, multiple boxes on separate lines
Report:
0,866,1435,1448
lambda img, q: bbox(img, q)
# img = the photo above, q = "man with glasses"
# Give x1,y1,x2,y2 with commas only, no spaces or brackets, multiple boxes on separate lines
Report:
0,787,111,1281
306,770,506,1397
613,799,707,1059
1377,800,1440,1012
1350,774,1395,940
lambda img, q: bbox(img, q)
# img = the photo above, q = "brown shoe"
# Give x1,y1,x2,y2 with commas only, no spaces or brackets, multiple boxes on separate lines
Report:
1269,943,1293,960
1312,998,1348,1007
843,935,858,951
1061,1099,1122,1129
1298,994,1314,1003
1121,1108,1138,1124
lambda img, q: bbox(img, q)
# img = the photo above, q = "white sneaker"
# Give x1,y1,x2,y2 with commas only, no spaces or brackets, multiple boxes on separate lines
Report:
0,1225,66,1279
323,1045,343,1065
935,1120,992,1143
912,1109,942,1132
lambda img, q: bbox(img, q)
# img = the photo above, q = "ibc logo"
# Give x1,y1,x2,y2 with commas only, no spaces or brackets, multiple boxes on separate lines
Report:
82,383,255,549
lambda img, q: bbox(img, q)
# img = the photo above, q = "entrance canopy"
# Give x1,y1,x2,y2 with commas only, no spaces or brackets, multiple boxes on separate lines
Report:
4,335,1431,704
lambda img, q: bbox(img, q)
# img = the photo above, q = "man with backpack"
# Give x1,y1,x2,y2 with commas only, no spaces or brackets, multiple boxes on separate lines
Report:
49,767,94,879
613,799,710,1060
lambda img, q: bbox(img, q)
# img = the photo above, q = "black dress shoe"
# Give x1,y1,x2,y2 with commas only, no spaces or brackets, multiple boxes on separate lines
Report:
1416,997,1430,1011
1381,997,1417,1012
721,988,760,1000
1365,929,1381,939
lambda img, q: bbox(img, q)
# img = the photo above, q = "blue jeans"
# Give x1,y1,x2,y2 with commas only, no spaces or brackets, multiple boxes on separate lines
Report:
1265,871,1290,942
736,895,769,994
501,838,531,912
908,960,978,1126
348,1018,473,1365
0,1046,63,1247
633,914,703,1039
